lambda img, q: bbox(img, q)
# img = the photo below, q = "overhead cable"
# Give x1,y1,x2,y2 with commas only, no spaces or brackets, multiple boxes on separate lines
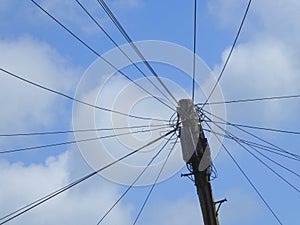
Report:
205,121,283,225
133,136,179,225
30,0,175,112
97,133,176,224
197,93,300,106
0,124,169,137
96,0,179,105
0,126,167,154
0,67,168,123
201,0,252,107
75,0,176,110
0,128,177,224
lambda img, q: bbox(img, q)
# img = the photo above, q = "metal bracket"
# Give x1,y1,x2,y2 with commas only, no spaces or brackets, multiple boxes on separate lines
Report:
181,172,193,177
214,198,227,216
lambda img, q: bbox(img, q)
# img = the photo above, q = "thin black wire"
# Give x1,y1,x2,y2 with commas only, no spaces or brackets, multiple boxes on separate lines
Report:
0,67,168,123
201,0,252,108
205,119,300,135
133,136,179,225
203,111,300,161
239,140,300,161
0,126,167,154
197,93,300,105
97,132,176,224
233,135,300,178
204,128,300,177
74,0,176,111
96,0,178,105
202,109,300,160
204,119,300,193
203,128,300,162
0,128,177,224
204,121,283,225
247,143,300,178
30,0,175,113
0,124,169,137
192,0,197,103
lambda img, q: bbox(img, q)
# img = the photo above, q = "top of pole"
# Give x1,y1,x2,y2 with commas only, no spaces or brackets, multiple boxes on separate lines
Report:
177,99,211,171
177,99,199,163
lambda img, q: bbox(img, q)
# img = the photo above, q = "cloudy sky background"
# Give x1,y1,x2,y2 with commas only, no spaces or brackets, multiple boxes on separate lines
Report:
1,0,300,224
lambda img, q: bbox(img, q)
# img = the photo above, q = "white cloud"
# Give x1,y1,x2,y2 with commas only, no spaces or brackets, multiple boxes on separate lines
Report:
252,1,300,40
0,36,80,134
72,72,188,186
40,0,102,35
0,150,133,225
210,0,300,127
208,0,247,29
207,3,300,224
38,0,142,35
218,37,300,125
0,0,104,36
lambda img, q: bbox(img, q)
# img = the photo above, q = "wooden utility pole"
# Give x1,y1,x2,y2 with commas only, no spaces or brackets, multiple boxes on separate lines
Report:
178,99,220,225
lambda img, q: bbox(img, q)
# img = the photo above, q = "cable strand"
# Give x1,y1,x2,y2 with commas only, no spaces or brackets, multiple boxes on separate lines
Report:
74,0,176,111
204,121,283,225
133,136,179,225
202,109,300,160
0,129,177,224
0,67,168,122
96,0,178,105
201,0,252,107
0,126,168,154
197,93,300,105
30,0,175,113
203,119,300,193
0,124,169,137
97,133,176,224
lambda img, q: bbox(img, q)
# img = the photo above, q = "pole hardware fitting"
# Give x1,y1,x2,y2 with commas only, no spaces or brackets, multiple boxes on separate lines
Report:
181,172,193,177
214,198,227,216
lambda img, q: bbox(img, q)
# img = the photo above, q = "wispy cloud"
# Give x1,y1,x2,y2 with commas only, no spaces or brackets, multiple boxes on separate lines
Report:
0,36,80,134
0,150,133,225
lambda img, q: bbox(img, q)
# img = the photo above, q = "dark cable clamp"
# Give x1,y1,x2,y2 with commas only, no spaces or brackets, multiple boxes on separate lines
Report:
181,172,193,177
214,198,227,216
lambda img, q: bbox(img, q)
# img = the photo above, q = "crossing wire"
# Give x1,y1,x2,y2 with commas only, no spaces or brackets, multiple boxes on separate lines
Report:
204,128,300,177
0,126,167,154
30,0,176,113
201,0,252,108
0,124,169,137
0,67,168,123
202,109,300,160
205,120,300,135
74,0,176,110
133,136,179,225
203,128,300,162
96,0,179,105
204,121,283,225
197,93,300,105
97,132,176,224
7,1,294,224
203,118,300,193
232,134,300,178
0,128,177,224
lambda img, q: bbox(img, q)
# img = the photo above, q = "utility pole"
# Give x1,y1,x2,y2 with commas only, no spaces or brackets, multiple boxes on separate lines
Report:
178,99,223,225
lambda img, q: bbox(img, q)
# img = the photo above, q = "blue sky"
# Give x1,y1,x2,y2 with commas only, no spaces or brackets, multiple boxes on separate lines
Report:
1,0,300,224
